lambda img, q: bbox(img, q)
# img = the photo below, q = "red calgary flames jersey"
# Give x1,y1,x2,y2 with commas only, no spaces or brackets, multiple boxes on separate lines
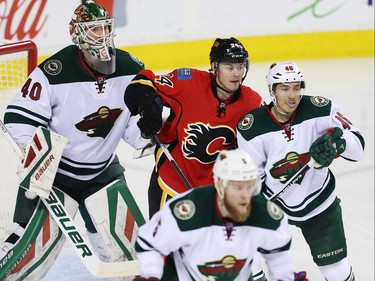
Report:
140,68,263,195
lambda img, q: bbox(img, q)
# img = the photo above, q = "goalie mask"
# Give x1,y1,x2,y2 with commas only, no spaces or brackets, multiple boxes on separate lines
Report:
209,37,249,82
213,149,261,200
69,1,116,75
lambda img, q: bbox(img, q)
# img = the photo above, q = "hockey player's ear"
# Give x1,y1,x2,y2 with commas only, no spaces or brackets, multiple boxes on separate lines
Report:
215,178,225,200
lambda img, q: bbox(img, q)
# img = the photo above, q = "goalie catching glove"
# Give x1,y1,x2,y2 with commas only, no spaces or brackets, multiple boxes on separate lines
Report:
309,127,346,169
137,91,163,139
19,127,68,199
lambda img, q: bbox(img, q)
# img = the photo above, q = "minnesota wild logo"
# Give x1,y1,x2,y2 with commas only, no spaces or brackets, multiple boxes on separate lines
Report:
198,255,246,281
270,152,311,184
75,106,122,138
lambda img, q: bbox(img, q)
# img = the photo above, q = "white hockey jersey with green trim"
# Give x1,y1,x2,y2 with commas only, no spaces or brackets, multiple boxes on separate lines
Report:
4,45,147,181
135,186,294,281
237,95,365,221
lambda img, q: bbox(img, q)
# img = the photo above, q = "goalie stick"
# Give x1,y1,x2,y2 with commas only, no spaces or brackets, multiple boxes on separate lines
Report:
153,135,193,190
0,120,140,278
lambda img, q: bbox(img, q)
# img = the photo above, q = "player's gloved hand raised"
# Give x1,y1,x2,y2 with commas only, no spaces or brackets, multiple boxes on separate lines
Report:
294,271,308,281
132,277,160,281
137,92,163,139
309,127,343,169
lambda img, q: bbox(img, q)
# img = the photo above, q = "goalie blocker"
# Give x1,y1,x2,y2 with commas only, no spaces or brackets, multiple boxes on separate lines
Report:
12,126,67,226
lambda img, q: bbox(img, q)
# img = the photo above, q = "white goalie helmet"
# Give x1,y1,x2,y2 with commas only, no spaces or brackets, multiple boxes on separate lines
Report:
69,1,116,74
213,149,261,199
266,61,305,98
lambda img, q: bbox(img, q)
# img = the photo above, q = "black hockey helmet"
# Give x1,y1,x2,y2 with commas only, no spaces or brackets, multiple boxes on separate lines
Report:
209,37,249,82
209,37,249,64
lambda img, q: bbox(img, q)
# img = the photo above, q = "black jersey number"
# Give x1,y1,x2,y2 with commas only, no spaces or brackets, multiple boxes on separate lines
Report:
155,75,173,88
21,78,42,101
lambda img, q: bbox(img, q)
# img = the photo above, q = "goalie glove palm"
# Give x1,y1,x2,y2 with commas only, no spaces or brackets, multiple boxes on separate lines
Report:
309,127,343,168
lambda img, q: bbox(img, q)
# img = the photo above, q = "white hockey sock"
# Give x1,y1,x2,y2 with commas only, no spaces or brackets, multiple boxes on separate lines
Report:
319,258,355,281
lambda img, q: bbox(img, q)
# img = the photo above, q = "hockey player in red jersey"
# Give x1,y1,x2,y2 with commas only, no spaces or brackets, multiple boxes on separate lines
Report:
125,37,264,218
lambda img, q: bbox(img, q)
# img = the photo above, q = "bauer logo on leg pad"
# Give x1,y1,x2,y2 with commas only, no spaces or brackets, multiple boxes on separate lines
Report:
45,190,93,258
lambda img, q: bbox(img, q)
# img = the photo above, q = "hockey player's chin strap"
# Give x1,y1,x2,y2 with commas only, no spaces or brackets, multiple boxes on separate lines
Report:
273,103,289,116
211,79,241,118
271,93,303,116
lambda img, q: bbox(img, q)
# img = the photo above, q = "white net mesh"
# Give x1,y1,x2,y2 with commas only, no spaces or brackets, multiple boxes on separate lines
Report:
0,41,29,98
0,41,34,243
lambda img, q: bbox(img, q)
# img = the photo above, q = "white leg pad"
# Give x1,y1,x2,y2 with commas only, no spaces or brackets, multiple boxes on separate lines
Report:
85,179,145,281
84,179,145,263
86,232,133,281
0,188,78,281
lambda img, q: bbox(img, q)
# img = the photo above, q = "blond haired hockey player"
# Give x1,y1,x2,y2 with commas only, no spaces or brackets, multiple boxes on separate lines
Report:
133,149,307,281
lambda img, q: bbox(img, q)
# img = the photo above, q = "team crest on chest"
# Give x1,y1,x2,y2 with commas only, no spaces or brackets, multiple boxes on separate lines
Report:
173,200,195,220
182,123,236,164
270,152,311,184
310,96,329,107
198,255,246,280
75,106,122,138
237,114,254,130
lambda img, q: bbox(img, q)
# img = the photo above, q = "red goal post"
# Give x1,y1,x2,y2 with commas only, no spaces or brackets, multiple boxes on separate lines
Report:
0,40,38,75
0,40,38,97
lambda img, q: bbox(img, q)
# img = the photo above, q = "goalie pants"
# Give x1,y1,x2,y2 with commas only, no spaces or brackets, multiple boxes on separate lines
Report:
13,156,126,233
289,197,348,266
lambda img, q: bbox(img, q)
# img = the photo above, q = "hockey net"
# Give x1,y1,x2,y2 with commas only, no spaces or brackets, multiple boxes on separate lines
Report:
0,40,38,242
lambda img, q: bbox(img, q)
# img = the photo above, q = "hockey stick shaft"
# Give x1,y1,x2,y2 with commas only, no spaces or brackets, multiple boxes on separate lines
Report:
269,128,339,201
269,158,316,201
0,120,24,159
0,120,140,277
153,135,193,190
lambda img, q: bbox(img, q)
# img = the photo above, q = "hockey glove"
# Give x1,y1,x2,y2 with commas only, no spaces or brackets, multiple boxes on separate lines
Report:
334,137,346,155
132,277,160,281
294,271,308,281
137,92,163,139
309,127,343,169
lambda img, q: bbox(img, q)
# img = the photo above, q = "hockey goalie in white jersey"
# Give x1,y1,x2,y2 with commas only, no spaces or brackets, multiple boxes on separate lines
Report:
0,1,151,280
133,149,307,281
237,62,365,281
